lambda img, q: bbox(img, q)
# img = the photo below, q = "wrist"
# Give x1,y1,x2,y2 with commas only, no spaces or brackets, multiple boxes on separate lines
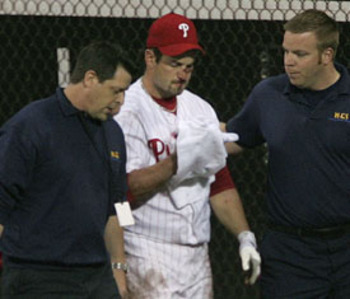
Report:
237,230,257,249
111,262,128,273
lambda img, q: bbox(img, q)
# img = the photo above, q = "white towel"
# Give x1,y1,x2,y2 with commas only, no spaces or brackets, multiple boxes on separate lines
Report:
171,118,238,185
168,118,239,208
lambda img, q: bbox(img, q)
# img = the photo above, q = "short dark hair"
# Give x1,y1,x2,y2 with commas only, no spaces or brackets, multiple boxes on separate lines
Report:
150,47,201,63
284,9,339,55
70,41,136,83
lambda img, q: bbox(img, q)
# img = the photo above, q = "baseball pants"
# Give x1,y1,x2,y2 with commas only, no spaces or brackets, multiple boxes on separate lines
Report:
124,233,213,299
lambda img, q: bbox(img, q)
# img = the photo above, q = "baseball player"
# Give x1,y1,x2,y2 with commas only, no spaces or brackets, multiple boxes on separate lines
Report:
114,13,261,299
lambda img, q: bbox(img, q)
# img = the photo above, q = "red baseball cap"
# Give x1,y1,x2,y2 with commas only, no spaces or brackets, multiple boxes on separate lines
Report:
146,13,205,56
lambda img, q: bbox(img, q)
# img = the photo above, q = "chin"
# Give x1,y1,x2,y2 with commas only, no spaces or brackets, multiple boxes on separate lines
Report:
94,114,108,121
111,109,121,116
290,78,302,88
173,89,185,96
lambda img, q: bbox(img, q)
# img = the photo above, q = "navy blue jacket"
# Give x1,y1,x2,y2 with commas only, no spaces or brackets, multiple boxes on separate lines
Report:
0,88,127,266
227,63,350,228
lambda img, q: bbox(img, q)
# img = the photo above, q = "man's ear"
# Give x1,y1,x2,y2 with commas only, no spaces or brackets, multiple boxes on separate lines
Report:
83,70,98,87
145,49,157,68
322,47,335,65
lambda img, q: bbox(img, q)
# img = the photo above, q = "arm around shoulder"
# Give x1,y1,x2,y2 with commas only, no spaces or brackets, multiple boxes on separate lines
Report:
220,122,244,155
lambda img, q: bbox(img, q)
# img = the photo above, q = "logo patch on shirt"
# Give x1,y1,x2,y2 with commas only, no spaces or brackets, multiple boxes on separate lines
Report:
329,112,350,122
110,151,120,160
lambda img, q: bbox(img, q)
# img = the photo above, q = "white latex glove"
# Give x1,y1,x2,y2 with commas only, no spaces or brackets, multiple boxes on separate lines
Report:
222,132,239,143
238,231,261,285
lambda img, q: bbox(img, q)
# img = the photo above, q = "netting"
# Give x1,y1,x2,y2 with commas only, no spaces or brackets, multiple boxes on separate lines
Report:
1,1,350,298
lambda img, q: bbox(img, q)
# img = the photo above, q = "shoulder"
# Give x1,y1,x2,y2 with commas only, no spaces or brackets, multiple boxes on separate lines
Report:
120,79,146,114
104,118,126,149
179,89,216,113
124,79,145,104
336,62,350,75
3,95,56,130
253,74,288,95
104,119,127,159
0,95,58,148
336,62,350,88
105,118,124,135
179,89,208,103
247,74,289,105
116,79,153,126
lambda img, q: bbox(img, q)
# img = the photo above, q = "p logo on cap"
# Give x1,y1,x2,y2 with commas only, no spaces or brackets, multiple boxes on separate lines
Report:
178,23,190,37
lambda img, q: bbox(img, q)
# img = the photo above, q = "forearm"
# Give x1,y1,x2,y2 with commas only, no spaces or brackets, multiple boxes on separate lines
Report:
104,215,127,297
210,188,250,236
105,215,125,262
211,188,261,284
219,122,244,155
225,142,244,155
128,153,177,198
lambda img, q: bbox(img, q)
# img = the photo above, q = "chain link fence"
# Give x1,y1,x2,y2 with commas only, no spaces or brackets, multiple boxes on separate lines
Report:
1,1,350,298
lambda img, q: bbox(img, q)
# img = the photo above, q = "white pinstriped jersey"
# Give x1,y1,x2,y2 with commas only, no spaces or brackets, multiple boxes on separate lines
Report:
114,78,220,245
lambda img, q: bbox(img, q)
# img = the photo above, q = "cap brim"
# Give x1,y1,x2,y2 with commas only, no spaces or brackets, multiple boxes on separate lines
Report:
158,44,205,56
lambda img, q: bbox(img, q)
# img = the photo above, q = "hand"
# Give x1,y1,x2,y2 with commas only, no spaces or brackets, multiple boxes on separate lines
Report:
222,132,239,143
121,289,130,299
238,231,261,285
240,245,261,285
112,268,128,298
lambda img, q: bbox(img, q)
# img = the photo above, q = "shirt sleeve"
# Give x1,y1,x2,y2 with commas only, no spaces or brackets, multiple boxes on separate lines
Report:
106,121,128,215
227,86,265,148
210,166,236,197
0,123,36,224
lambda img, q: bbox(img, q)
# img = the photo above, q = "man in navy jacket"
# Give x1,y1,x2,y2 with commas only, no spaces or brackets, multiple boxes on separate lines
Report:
225,9,350,299
0,41,134,298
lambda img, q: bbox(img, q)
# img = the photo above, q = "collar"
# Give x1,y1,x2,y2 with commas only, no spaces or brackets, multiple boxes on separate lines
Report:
151,95,177,112
283,62,350,96
56,87,81,117
139,78,177,112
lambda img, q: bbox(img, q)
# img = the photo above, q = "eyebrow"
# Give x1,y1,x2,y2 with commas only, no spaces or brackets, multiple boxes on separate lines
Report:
282,46,309,53
169,58,195,66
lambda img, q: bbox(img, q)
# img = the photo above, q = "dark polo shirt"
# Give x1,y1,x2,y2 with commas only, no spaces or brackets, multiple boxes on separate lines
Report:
227,63,350,228
0,88,126,266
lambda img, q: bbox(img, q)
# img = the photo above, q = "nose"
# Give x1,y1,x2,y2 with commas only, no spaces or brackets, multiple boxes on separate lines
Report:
177,66,191,80
114,92,125,106
284,52,295,66
119,93,125,105
109,94,125,116
109,93,124,111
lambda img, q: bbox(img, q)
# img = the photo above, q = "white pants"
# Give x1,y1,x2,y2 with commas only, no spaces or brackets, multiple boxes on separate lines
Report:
125,232,213,299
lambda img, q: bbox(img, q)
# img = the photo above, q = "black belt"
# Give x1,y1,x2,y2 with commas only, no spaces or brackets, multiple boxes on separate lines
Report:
268,223,350,239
